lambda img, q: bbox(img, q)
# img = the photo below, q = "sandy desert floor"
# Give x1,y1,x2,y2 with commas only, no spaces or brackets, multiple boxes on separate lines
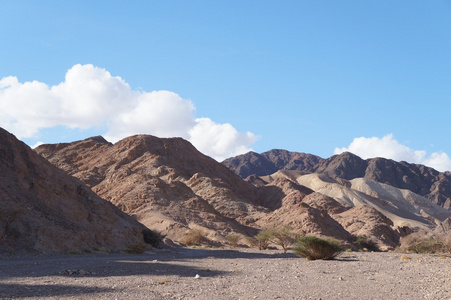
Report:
0,247,450,300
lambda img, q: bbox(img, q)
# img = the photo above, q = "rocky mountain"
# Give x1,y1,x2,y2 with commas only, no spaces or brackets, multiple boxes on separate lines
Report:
0,128,146,254
34,135,451,251
36,135,266,243
223,149,322,178
223,150,451,209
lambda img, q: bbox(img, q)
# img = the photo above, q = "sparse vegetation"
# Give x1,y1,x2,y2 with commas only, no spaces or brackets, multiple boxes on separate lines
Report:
352,235,380,252
67,249,82,255
94,247,111,253
142,228,164,247
181,229,206,246
256,226,297,253
404,238,445,254
225,234,241,248
293,236,344,260
256,231,271,250
397,231,451,254
245,236,260,249
125,243,146,254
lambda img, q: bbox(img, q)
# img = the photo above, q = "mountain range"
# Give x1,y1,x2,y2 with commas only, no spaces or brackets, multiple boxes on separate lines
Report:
222,149,451,209
30,133,451,251
1,126,449,253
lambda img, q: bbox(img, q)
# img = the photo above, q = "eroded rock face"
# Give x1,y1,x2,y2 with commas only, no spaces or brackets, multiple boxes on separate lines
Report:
0,128,145,254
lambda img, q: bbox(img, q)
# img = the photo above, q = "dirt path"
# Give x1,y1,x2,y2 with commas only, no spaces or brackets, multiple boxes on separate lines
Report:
0,248,450,299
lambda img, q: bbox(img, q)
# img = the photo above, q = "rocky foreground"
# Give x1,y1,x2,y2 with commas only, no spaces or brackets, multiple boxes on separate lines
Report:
1,248,450,300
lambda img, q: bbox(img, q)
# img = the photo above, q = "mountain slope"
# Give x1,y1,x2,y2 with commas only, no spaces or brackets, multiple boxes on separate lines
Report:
0,128,145,253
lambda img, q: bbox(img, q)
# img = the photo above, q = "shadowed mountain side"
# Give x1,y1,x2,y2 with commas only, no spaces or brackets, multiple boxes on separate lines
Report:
222,149,322,178
0,128,145,254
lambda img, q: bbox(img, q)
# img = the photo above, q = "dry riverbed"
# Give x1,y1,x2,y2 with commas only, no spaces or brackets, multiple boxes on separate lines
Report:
0,248,450,299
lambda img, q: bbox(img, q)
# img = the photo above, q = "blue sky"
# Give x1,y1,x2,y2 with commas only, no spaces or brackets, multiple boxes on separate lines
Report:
1,1,451,170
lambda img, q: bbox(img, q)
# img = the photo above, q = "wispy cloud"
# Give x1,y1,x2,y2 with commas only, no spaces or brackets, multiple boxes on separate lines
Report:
0,64,257,161
334,134,451,172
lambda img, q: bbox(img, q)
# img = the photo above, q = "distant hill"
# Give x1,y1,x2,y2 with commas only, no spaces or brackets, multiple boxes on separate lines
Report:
223,150,451,210
222,149,322,178
0,128,146,254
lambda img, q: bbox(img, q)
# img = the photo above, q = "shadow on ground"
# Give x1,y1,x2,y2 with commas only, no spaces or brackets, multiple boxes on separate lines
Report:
0,283,115,299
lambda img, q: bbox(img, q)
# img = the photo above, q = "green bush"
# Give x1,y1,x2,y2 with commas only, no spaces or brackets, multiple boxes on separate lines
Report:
397,231,450,254
406,238,445,254
293,236,344,260
256,230,272,250
257,226,296,253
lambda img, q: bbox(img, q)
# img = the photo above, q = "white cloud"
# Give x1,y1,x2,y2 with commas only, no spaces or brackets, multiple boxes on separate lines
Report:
189,118,258,161
104,90,196,142
0,64,257,160
31,141,44,149
334,134,451,172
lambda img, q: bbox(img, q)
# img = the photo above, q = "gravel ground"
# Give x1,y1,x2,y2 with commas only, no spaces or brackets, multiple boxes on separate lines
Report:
0,248,450,300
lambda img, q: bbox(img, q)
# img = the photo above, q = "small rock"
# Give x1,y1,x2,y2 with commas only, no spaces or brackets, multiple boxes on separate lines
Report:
194,274,201,279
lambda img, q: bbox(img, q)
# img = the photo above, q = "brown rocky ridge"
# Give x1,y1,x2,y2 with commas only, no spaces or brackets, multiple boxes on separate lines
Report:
35,134,451,251
36,134,264,244
0,128,146,254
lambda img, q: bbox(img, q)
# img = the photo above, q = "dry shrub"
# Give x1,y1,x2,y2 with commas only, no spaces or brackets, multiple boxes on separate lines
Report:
294,236,344,260
125,243,146,254
352,235,380,252
445,232,451,253
225,234,241,248
397,230,450,254
181,229,206,246
245,236,261,249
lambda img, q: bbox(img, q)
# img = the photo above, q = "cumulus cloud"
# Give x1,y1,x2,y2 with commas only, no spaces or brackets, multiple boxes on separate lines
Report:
334,134,451,172
189,118,258,161
0,64,257,160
